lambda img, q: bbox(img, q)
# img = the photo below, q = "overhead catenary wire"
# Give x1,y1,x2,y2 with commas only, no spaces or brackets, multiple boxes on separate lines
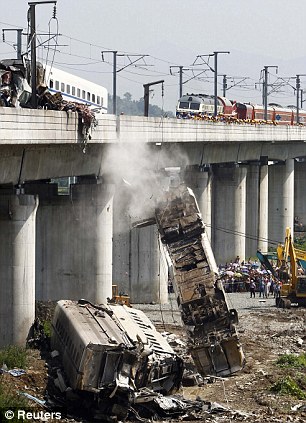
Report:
204,222,284,247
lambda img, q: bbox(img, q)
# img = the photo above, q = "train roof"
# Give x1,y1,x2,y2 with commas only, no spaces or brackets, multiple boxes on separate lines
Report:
179,93,222,106
54,300,175,355
54,300,133,349
44,65,107,95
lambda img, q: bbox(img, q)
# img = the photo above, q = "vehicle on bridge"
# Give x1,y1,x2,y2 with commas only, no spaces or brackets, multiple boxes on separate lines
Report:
44,65,108,114
176,93,306,125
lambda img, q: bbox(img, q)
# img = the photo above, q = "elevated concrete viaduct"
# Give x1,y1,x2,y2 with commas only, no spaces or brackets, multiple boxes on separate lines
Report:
1,107,306,346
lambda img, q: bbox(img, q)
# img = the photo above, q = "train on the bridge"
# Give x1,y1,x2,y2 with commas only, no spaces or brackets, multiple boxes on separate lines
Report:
176,93,306,125
44,65,108,113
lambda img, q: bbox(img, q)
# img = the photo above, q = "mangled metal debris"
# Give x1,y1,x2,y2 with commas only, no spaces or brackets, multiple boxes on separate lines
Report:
0,59,96,139
50,299,183,418
155,183,245,377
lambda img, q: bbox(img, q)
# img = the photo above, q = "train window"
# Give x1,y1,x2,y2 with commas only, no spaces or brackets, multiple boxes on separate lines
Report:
87,92,90,101
92,93,95,103
77,88,80,98
55,81,59,90
97,96,100,105
190,102,200,110
82,90,85,100
179,101,189,109
72,86,75,96
66,84,70,94
61,82,65,92
49,79,54,89
101,97,103,106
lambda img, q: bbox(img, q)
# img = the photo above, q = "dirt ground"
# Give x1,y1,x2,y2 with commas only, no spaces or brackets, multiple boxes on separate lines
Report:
1,299,305,422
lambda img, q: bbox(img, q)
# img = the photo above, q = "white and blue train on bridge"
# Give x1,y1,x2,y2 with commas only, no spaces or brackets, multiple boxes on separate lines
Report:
44,65,108,114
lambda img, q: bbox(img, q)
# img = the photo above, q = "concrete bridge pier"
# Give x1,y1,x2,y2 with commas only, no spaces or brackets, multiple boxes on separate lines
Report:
269,160,295,243
130,225,168,304
258,164,269,253
112,187,131,297
245,164,260,258
113,184,168,305
213,166,247,264
0,193,38,347
295,161,306,227
35,180,114,304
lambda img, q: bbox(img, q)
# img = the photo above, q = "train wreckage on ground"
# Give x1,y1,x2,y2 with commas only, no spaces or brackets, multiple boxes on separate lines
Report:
51,299,184,419
49,184,245,421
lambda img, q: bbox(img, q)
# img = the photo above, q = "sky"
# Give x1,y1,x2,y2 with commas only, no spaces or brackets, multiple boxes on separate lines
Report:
1,0,306,113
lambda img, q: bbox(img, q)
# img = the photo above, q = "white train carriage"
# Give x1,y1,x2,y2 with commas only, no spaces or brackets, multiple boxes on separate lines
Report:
176,93,223,118
44,65,108,113
51,299,183,398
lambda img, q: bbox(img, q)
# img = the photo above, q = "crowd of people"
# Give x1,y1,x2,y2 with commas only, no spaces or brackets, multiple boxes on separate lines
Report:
218,256,282,298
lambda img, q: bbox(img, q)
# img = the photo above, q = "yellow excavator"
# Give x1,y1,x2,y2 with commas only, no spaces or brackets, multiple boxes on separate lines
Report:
275,227,306,307
257,227,306,308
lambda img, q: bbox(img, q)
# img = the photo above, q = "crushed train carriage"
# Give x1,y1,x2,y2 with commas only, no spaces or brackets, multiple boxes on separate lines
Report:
155,184,245,376
51,299,183,404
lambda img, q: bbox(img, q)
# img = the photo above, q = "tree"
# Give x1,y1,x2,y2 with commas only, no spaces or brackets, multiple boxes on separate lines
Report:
108,93,174,117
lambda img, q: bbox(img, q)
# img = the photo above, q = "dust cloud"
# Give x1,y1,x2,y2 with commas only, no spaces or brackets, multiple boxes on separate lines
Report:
102,142,190,229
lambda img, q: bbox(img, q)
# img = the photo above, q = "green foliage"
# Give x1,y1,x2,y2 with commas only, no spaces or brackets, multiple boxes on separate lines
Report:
0,378,28,409
270,375,306,399
294,235,306,250
0,345,28,370
42,320,52,338
108,92,174,117
276,353,306,368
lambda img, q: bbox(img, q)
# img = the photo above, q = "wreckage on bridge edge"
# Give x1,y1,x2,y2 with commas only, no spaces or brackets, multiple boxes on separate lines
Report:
155,183,245,376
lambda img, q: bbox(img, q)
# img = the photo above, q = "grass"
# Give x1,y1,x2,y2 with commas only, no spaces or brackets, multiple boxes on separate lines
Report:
271,353,306,400
276,353,306,369
0,345,28,370
270,375,306,399
0,347,30,422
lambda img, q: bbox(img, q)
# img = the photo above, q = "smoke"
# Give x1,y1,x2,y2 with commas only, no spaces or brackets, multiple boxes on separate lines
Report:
102,141,190,229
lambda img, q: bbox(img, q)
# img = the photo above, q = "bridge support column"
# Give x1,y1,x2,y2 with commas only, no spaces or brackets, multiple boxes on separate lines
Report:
258,164,269,253
36,180,114,303
112,184,169,304
294,161,306,228
246,164,259,258
184,166,212,242
283,159,295,234
112,188,131,298
269,160,294,242
213,166,247,264
130,225,168,304
0,194,38,347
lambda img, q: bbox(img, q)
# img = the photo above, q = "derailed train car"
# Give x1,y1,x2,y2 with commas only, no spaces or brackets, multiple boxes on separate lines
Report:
155,184,245,377
51,300,183,402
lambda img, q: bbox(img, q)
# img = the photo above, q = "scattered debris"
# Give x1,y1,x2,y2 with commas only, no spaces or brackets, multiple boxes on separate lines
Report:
7,369,26,377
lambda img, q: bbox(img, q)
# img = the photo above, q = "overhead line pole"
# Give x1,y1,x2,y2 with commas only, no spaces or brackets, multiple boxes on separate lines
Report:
102,51,148,115
2,28,23,59
28,1,57,109
143,80,164,117
262,65,278,120
213,52,230,116
296,75,306,124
